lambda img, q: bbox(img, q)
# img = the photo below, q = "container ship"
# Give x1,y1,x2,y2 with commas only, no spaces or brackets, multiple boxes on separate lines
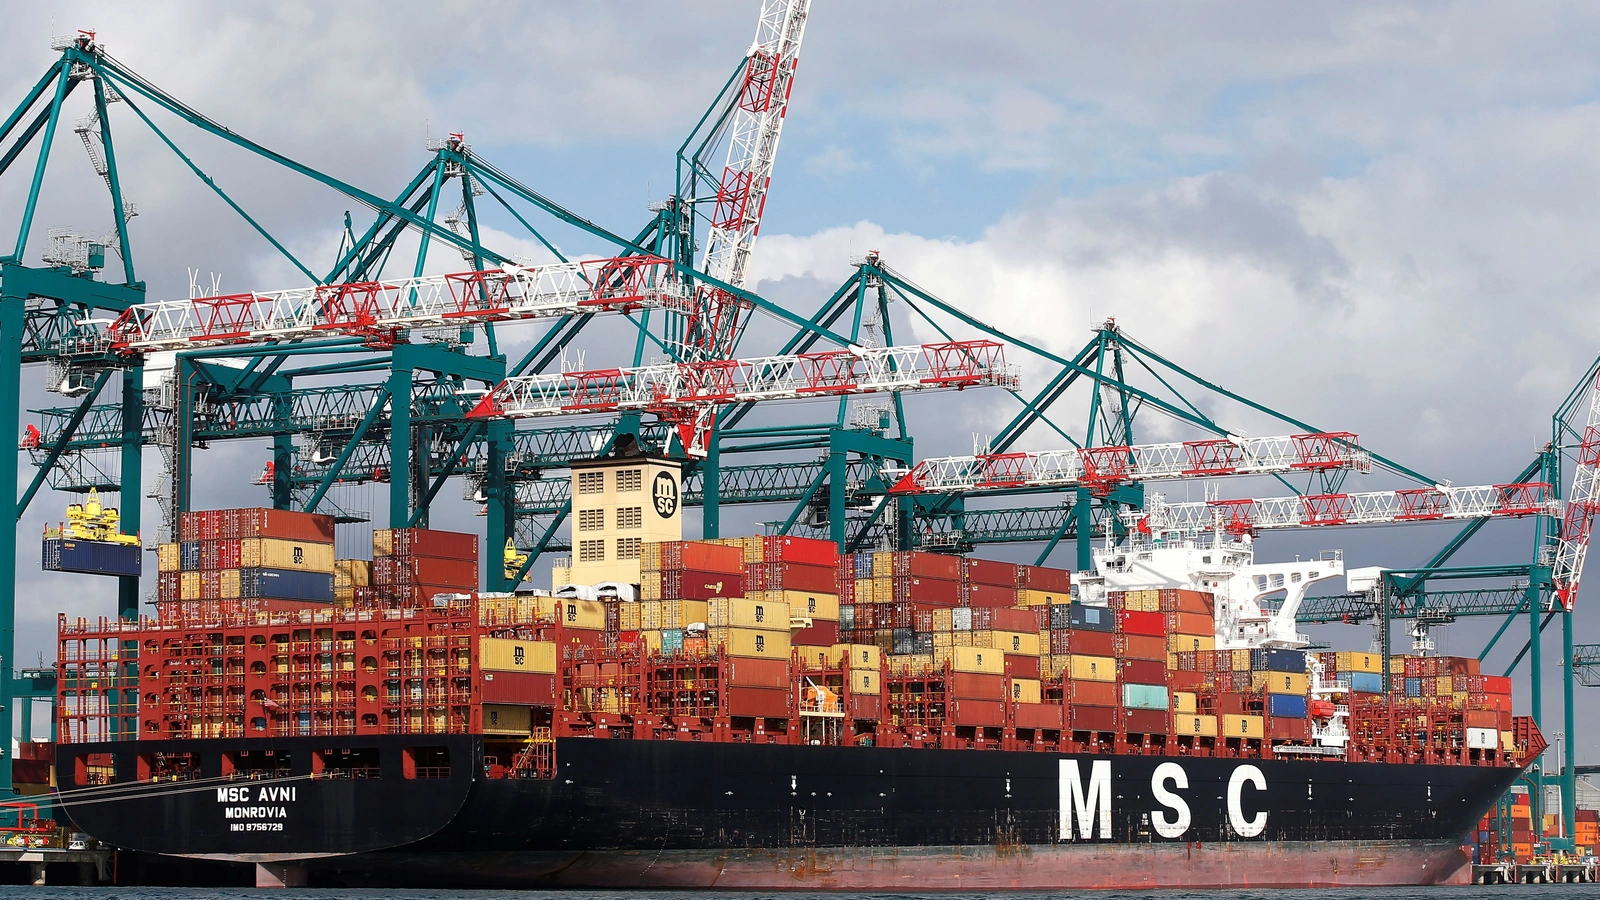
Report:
51,450,1539,889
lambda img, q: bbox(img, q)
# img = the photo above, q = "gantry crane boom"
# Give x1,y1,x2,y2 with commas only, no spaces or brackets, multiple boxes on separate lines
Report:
1552,371,1600,611
1131,482,1558,534
101,256,686,353
885,431,1370,494
467,340,1017,456
686,0,811,362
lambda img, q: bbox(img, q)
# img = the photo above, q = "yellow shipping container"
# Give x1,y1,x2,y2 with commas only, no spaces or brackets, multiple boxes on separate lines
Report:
1435,676,1453,694
1501,730,1515,751
933,609,954,632
872,551,893,577
180,571,201,600
334,559,372,587
797,645,832,668
481,638,557,674
554,598,606,630
1168,634,1215,653
641,630,663,654
1173,691,1197,714
660,599,709,629
971,630,1040,655
482,704,533,734
1174,714,1219,737
951,646,1005,675
710,597,790,629
785,590,839,621
1071,654,1117,683
1019,589,1068,607
220,568,241,599
852,670,878,695
157,543,180,572
1011,678,1042,704
953,631,974,647
1046,655,1070,679
834,644,881,671
241,538,335,572
714,627,792,660
1253,671,1309,695
1223,714,1263,738
1336,651,1383,674
639,600,663,630
619,602,642,631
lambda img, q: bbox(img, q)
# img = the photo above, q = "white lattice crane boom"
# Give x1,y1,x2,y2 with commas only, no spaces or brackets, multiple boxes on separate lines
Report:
467,340,1018,457
1130,482,1558,535
1553,371,1600,611
885,432,1370,494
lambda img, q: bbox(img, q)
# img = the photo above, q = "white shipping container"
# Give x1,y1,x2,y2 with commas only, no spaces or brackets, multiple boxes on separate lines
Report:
1466,727,1499,750
951,607,973,631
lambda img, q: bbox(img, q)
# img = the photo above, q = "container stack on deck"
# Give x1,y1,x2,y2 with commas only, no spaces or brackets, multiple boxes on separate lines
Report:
56,521,1539,775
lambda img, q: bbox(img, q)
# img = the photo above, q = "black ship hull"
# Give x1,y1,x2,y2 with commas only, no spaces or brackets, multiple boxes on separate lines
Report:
57,734,1521,889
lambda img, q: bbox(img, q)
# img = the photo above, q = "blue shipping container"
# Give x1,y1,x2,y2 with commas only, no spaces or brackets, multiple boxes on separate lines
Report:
1070,603,1115,632
1349,671,1384,693
1050,604,1071,630
179,541,201,571
839,605,855,629
240,567,333,602
42,539,141,577
852,554,873,579
1405,677,1423,697
1122,683,1169,710
1269,693,1308,718
1266,648,1305,673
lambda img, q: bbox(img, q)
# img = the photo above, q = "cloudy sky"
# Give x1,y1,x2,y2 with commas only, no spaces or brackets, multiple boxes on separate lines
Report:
4,2,1600,754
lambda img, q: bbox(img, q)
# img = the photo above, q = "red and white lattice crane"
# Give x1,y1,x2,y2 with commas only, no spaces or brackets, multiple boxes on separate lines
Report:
103,255,687,353
467,340,1017,457
1552,371,1600,611
1129,482,1558,535
685,0,811,362
884,432,1371,495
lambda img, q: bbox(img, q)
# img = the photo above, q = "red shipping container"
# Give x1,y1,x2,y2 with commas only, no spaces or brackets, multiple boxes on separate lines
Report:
895,576,960,606
1069,630,1117,657
238,508,337,544
655,570,744,600
1118,610,1166,636
1070,680,1118,706
765,536,838,567
1269,716,1310,741
726,686,788,717
377,555,477,587
1169,670,1204,691
791,621,839,646
727,657,791,688
963,557,1020,587
217,539,241,570
949,698,1004,727
1462,674,1513,695
988,607,1036,632
1440,656,1480,677
1214,692,1247,715
1121,659,1165,684
479,671,557,706
1465,709,1500,729
848,694,882,721
1014,702,1064,730
382,584,477,607
1005,653,1040,680
965,582,1018,608
951,672,1006,699
378,527,477,560
1166,612,1213,636
1123,708,1167,735
1016,565,1071,592
1120,634,1166,660
890,551,962,580
201,570,221,600
776,563,838,593
1069,704,1116,731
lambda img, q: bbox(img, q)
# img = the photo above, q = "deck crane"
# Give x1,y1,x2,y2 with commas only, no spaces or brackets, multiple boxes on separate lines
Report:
467,340,1018,457
884,432,1371,494
687,0,811,362
1551,370,1600,612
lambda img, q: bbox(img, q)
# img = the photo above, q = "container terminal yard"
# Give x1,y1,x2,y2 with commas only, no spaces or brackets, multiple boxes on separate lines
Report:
0,0,1596,890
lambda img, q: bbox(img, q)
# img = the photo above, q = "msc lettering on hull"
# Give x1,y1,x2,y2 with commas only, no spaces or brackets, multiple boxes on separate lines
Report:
1058,760,1267,841
216,785,297,832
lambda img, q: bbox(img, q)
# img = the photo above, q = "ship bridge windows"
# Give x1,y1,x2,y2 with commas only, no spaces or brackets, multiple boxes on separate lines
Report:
403,745,451,779
224,749,293,780
313,747,380,779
